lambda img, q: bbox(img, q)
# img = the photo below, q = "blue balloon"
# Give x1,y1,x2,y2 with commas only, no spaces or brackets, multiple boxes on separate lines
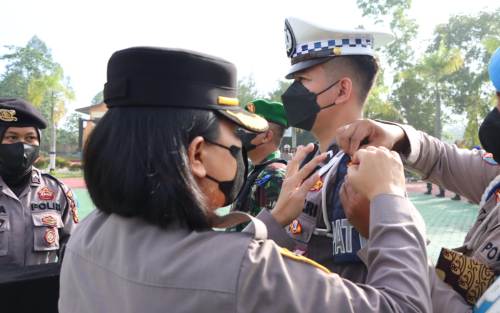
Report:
489,47,500,91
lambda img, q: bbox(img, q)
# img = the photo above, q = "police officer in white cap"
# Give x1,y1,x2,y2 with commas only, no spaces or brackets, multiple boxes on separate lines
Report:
253,17,395,282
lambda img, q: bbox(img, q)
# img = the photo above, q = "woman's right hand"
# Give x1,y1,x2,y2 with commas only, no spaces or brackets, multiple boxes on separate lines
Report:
347,146,406,201
271,144,327,226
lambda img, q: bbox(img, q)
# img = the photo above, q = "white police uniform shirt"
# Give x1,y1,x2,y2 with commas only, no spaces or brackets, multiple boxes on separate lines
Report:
0,167,78,266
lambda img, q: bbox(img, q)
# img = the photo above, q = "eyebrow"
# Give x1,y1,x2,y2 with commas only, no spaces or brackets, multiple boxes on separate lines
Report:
4,131,37,136
294,72,309,80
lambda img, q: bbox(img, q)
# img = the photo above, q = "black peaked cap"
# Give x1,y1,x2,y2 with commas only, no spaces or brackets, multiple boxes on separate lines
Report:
103,47,268,133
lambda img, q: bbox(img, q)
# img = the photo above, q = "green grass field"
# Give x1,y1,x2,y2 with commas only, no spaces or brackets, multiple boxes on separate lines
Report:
73,188,479,262
73,188,94,219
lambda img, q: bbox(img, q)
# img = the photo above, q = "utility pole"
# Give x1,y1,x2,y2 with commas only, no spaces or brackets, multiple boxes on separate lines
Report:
49,92,56,172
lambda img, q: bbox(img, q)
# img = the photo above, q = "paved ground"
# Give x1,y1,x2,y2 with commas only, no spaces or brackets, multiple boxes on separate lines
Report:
64,178,480,262
409,192,477,261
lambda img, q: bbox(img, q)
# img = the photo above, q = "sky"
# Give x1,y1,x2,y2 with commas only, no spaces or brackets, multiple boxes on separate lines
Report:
0,0,498,114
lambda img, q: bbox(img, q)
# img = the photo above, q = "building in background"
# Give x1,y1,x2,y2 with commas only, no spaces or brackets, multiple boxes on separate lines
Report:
75,102,107,150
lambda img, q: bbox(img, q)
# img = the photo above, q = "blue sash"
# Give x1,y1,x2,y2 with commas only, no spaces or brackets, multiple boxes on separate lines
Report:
329,154,364,263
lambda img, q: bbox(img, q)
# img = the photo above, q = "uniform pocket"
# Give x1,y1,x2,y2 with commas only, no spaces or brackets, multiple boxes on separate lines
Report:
32,212,63,252
0,214,10,256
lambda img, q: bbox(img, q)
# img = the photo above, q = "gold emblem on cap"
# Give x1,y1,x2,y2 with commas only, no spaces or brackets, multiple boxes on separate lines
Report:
217,96,239,106
0,109,18,122
246,102,256,113
333,47,342,56
223,110,268,133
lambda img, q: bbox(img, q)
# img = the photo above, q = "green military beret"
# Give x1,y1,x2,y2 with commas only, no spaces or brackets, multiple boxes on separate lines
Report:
245,99,288,128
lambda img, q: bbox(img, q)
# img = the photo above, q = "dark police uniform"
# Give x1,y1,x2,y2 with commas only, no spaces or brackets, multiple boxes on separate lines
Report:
59,46,431,313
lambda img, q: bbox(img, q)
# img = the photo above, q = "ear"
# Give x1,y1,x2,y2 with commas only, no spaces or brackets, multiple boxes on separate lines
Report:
335,78,353,104
262,129,274,144
188,136,207,179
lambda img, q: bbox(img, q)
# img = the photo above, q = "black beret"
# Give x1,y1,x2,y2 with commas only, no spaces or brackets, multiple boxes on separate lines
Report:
0,98,48,129
103,47,268,133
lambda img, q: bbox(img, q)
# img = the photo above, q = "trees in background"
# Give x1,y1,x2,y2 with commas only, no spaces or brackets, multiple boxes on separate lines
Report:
356,1,500,146
431,10,500,146
0,36,74,167
2,9,500,157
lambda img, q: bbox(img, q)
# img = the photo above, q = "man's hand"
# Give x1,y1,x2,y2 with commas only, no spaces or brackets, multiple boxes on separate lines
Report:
347,146,406,201
336,119,408,156
271,144,327,226
340,180,370,238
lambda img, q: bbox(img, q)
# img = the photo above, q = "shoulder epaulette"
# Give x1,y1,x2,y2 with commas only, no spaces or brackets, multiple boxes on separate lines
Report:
280,248,331,274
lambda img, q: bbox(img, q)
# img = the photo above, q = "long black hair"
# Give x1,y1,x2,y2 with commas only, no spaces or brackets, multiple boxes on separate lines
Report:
83,107,220,230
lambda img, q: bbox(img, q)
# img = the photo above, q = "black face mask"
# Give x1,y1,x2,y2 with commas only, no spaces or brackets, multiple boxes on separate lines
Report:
237,129,260,152
0,142,39,181
281,79,340,131
479,107,500,163
205,139,248,206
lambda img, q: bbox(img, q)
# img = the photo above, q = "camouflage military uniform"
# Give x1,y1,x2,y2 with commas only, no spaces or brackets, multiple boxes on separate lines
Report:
232,151,286,232
247,151,286,216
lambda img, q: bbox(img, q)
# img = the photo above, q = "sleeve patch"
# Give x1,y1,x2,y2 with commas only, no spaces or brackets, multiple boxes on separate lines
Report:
66,190,79,224
255,174,272,187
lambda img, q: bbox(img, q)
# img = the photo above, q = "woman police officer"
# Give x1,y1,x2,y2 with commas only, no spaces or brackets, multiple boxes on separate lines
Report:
59,47,431,313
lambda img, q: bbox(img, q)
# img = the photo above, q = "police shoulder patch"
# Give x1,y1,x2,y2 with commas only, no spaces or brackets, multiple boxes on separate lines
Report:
288,219,302,234
280,248,331,274
65,190,79,224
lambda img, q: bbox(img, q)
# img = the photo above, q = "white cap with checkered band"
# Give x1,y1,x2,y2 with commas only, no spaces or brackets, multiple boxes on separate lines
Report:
284,17,394,79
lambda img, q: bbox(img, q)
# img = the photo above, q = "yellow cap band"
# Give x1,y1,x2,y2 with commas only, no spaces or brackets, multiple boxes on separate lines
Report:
217,96,239,106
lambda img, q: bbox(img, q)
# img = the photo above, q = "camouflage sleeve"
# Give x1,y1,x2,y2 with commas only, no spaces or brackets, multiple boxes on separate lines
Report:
251,164,286,214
